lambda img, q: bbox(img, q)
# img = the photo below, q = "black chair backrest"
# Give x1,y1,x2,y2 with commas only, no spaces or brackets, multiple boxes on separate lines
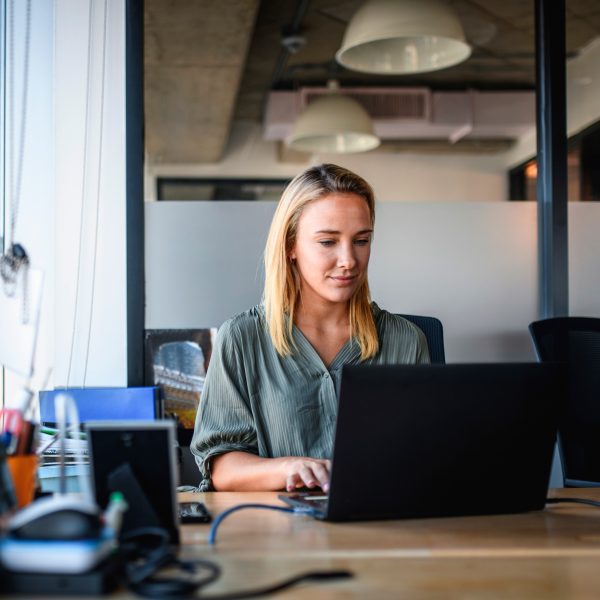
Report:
397,314,446,364
529,317,600,487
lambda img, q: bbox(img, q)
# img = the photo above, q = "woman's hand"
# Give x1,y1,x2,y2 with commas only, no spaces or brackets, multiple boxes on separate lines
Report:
211,452,331,492
279,457,331,492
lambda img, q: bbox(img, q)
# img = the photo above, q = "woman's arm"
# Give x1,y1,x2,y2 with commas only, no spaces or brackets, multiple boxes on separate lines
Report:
211,451,331,492
191,319,260,491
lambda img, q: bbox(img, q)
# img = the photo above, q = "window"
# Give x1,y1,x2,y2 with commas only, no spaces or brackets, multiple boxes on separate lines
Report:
156,178,290,202
509,121,600,201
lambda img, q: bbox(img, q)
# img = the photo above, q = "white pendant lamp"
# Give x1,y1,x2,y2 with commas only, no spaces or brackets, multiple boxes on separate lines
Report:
286,81,380,154
336,0,471,75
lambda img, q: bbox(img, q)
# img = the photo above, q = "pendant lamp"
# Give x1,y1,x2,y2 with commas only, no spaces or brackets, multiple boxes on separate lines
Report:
336,0,471,75
285,81,380,154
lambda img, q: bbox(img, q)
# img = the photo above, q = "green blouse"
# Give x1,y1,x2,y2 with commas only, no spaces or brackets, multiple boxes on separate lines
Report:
190,303,430,490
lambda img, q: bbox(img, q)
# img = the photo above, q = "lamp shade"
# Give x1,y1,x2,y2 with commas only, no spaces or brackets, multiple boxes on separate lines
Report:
336,0,471,75
286,91,380,154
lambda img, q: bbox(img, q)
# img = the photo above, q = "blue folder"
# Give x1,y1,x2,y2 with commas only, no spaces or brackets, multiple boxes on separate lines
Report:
39,387,161,424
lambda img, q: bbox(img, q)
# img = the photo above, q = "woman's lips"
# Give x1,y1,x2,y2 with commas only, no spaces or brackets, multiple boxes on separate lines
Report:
330,275,357,285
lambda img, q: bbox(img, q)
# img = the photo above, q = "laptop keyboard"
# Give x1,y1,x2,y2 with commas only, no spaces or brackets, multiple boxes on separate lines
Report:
303,496,328,512
281,493,329,514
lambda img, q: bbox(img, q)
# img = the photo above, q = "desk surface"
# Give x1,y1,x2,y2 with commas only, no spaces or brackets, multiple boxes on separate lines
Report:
174,488,600,599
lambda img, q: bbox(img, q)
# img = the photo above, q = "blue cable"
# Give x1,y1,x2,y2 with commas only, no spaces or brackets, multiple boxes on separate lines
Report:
208,503,315,546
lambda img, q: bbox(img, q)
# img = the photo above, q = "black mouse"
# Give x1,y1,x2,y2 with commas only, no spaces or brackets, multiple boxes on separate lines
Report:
8,495,103,540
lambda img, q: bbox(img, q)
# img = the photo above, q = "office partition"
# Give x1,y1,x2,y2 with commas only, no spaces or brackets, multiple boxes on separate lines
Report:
146,201,597,362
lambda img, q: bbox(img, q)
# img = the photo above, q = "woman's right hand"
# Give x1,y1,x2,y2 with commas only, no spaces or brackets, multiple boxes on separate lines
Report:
211,452,331,492
278,457,331,492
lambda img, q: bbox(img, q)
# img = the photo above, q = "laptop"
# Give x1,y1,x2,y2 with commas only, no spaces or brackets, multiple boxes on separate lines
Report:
280,363,566,522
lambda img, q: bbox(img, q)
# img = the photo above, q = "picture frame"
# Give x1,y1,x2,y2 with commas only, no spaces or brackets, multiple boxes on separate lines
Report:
144,329,217,430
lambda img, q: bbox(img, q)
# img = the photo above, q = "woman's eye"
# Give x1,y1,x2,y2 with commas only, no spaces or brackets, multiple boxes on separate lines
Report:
318,240,335,247
354,238,370,246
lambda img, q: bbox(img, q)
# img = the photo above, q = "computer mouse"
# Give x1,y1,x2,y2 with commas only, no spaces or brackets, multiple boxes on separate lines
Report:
8,495,103,540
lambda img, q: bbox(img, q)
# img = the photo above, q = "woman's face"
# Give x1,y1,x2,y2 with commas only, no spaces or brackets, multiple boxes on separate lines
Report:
290,192,373,309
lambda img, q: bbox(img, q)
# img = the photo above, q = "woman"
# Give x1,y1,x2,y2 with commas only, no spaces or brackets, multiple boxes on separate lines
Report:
191,164,429,492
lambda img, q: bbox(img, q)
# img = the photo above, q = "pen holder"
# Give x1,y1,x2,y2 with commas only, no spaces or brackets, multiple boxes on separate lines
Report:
6,454,38,509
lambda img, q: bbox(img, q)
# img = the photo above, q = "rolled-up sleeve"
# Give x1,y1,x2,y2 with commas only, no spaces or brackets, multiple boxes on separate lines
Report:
190,319,257,490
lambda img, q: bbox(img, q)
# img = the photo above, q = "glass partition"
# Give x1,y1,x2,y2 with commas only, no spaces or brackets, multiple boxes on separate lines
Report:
566,0,600,316
142,1,600,359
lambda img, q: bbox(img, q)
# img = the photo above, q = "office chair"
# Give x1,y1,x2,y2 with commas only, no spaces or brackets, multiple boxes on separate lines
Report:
529,317,600,487
397,314,446,364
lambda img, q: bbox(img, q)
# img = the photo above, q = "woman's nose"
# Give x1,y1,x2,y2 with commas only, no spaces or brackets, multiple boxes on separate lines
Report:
337,243,357,269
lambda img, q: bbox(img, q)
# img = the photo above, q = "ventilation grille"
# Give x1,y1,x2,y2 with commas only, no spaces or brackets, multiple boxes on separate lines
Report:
301,87,431,121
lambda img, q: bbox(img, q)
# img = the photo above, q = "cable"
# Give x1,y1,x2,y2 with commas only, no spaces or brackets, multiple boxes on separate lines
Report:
208,503,316,546
66,0,94,387
120,525,352,599
546,497,600,509
131,565,351,600
119,527,221,597
6,0,31,247
194,570,353,600
83,0,108,386
1,1,32,324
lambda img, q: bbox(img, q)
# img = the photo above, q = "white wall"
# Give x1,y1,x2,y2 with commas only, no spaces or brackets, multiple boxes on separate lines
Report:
145,121,508,203
369,202,539,361
504,37,600,169
322,152,507,203
567,38,600,136
570,204,600,316
145,202,272,330
54,0,127,387
3,0,128,406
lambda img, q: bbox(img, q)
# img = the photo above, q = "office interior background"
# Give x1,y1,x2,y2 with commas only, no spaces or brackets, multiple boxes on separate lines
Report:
1,0,600,409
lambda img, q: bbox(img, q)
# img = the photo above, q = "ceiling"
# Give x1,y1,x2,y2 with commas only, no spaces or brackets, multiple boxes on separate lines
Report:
144,0,600,165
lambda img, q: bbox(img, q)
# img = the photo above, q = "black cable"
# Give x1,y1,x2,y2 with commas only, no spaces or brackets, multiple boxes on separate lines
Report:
119,527,221,598
131,569,352,600
546,497,600,508
195,569,353,600
119,525,352,599
127,557,221,599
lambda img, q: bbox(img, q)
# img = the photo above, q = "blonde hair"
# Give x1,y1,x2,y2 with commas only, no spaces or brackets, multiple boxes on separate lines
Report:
263,163,378,360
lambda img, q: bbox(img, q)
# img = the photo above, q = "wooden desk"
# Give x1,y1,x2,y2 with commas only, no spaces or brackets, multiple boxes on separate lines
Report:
177,488,600,599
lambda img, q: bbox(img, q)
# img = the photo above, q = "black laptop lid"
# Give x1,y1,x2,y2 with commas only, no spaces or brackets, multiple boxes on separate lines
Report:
326,363,565,522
